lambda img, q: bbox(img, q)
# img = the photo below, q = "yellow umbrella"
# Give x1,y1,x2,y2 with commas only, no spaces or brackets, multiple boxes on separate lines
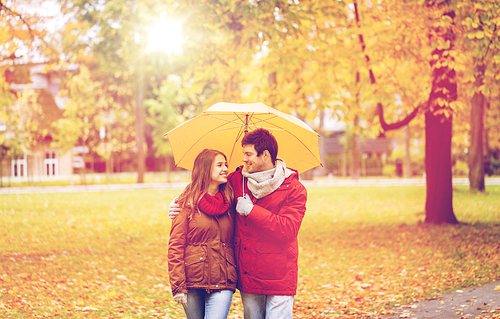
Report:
165,102,322,173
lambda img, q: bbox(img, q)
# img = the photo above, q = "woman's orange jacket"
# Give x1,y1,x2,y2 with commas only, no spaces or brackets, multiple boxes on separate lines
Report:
168,206,237,296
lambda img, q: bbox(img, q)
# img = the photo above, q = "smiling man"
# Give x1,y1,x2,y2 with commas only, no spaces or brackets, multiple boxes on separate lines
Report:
231,128,307,319
169,128,307,319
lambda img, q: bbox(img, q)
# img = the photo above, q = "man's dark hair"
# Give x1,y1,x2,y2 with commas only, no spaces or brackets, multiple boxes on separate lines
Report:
241,128,278,164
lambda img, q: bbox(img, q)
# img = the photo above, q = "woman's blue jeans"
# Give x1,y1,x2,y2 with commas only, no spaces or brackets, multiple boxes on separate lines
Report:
183,289,234,319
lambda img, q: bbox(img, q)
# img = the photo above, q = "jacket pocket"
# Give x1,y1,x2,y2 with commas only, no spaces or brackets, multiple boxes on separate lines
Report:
225,247,238,284
185,251,206,283
255,241,287,280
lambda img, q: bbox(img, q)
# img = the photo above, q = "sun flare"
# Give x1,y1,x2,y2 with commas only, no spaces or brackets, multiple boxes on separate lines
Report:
146,18,184,55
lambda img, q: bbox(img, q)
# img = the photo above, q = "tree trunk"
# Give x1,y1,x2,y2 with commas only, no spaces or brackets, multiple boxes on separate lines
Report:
351,117,361,180
483,104,490,176
135,48,145,183
341,151,347,177
424,2,458,224
296,110,314,180
468,63,485,192
165,156,171,182
351,72,361,180
0,153,3,187
106,156,113,182
27,153,33,184
80,164,87,185
405,125,412,178
424,111,457,224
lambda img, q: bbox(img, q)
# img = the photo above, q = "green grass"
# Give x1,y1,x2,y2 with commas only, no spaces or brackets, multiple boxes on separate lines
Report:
1,186,499,318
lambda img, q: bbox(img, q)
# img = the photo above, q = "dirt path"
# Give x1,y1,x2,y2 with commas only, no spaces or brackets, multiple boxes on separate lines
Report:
382,281,500,318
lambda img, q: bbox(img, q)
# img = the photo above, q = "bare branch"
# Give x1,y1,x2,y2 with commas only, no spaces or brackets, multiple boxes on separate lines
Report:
0,0,36,40
0,0,59,62
377,102,422,131
353,0,420,132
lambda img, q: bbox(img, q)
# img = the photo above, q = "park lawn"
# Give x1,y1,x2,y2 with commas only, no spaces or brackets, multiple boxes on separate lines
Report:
1,185,499,318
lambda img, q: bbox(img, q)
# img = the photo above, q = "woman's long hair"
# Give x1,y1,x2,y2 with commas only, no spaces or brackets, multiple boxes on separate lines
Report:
178,149,234,215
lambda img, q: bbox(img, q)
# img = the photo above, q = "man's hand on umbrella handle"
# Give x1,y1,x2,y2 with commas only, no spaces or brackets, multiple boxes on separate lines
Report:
168,197,180,219
236,194,254,216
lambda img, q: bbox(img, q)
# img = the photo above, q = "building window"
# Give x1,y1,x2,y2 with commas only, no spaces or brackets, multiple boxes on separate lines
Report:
11,153,27,177
44,151,58,176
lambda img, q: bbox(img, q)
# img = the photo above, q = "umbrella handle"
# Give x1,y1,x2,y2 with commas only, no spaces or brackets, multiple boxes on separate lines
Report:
243,114,247,197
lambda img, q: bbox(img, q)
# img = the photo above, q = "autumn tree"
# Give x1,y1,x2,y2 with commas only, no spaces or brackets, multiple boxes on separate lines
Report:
455,0,500,192
419,0,458,224
51,66,110,181
57,0,204,180
10,87,43,182
0,69,16,154
1,0,59,176
169,0,280,105
348,0,459,224
143,75,188,174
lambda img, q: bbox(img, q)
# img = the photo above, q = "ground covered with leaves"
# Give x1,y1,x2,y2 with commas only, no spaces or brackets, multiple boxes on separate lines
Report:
1,185,499,318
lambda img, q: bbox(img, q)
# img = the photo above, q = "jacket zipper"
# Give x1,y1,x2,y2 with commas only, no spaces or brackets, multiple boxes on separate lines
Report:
206,219,212,293
214,215,226,289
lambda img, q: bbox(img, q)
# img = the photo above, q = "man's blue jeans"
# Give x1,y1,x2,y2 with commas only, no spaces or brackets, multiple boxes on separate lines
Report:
241,292,294,319
183,289,233,319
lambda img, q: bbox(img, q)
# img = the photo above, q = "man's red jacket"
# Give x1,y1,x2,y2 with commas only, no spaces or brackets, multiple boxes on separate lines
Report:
228,166,307,296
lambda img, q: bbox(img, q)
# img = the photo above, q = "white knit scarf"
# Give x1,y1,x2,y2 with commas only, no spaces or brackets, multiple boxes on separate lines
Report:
242,158,293,199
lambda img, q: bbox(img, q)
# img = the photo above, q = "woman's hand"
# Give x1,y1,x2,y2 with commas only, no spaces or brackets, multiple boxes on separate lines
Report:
168,197,180,219
173,293,187,308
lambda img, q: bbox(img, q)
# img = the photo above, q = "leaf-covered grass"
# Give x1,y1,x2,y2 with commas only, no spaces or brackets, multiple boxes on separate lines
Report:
296,186,500,317
1,186,499,318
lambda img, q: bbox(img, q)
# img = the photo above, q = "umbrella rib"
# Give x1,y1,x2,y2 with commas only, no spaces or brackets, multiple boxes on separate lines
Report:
246,115,287,132
227,125,246,169
247,115,279,127
233,114,321,166
207,115,246,126
174,116,238,167
206,113,277,125
206,113,282,132
234,112,250,125
212,126,245,132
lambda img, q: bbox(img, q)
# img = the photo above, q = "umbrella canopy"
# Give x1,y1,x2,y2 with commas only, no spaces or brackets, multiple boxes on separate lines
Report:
165,102,322,173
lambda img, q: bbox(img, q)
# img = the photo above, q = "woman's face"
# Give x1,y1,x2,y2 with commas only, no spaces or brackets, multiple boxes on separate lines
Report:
210,154,228,186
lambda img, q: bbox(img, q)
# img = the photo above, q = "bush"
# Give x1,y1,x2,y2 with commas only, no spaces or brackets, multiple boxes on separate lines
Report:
383,164,396,177
490,155,500,176
452,159,468,176
324,154,342,174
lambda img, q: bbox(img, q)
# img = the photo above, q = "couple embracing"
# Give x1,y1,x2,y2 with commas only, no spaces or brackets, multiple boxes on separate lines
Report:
167,128,307,319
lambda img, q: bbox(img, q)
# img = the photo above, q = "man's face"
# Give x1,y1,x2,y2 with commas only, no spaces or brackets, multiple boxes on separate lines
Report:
242,144,267,173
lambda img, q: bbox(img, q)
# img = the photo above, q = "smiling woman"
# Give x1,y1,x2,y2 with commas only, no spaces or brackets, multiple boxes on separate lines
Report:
146,18,184,55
